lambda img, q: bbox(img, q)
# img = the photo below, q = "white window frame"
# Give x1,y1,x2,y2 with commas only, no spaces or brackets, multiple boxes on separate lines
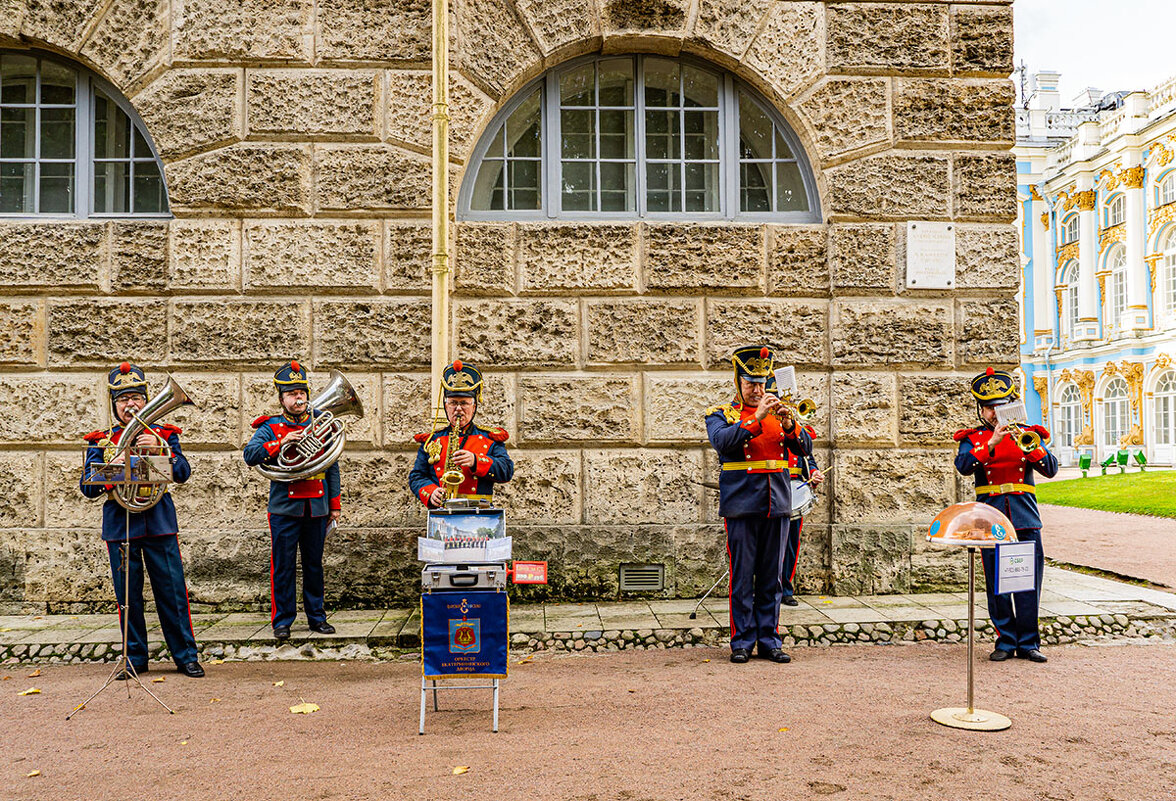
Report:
1107,245,1127,330
1155,370,1176,446
458,54,821,223
1102,377,1129,450
1059,384,1082,448
1163,236,1176,326
1061,213,1079,244
1104,193,1124,227
0,49,169,219
1158,173,1176,207
1062,262,1080,338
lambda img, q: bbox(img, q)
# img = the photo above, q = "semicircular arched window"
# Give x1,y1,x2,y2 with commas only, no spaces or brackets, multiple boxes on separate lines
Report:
460,55,820,222
0,50,168,217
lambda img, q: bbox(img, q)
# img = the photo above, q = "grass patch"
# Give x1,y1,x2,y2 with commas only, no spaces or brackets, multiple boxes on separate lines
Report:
1037,470,1176,518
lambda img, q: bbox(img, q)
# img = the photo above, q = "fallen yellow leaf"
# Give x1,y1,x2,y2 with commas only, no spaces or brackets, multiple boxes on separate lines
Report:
778,727,790,732
452,766,470,775
273,680,285,687
1,675,11,680
289,701,320,715
18,688,40,695
180,741,188,746
209,698,220,703
26,770,40,778
208,659,225,665
152,677,166,683
702,659,710,663
627,689,636,693
0,627,11,632
27,669,40,678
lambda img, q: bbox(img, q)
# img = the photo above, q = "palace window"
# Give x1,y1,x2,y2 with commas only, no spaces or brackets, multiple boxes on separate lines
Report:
1102,377,1129,450
1060,213,1079,244
1158,173,1176,207
0,50,168,217
1107,245,1127,330
1059,384,1082,448
1062,262,1079,337
1156,370,1176,446
1164,234,1176,324
461,55,819,221
1104,193,1124,227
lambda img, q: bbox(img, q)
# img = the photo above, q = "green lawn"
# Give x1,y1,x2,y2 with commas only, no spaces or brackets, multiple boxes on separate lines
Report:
1037,470,1176,518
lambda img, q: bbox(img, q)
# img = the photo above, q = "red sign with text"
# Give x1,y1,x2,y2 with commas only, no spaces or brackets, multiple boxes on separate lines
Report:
511,561,548,584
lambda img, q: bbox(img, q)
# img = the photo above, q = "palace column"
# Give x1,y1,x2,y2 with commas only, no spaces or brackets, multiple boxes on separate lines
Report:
1121,158,1150,331
1030,186,1055,347
1075,180,1100,340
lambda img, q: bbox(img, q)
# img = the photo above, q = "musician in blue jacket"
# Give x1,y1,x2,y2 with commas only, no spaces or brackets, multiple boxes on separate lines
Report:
243,361,341,642
706,346,812,665
954,367,1058,663
80,363,202,678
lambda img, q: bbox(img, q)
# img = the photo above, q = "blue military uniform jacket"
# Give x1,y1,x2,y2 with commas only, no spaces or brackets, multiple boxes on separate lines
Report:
954,425,1059,529
243,411,341,517
706,402,813,519
80,424,191,542
409,423,514,506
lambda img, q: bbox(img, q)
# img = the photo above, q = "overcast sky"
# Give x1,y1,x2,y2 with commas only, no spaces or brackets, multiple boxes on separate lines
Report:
1014,0,1176,106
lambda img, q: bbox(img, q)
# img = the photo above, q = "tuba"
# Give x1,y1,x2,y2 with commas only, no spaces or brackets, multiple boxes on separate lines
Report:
110,375,198,512
253,369,364,482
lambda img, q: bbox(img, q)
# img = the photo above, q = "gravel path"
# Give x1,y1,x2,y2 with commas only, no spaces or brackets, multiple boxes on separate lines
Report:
4,643,1175,801
1041,503,1176,588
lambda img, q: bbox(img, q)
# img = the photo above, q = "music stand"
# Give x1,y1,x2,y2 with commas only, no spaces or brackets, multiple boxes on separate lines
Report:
69,445,175,719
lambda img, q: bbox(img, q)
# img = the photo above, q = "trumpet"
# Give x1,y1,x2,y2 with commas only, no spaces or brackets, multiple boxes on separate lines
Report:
764,391,817,423
1006,423,1043,454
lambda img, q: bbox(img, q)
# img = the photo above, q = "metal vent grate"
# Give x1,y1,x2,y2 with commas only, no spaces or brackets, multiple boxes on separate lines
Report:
618,563,665,592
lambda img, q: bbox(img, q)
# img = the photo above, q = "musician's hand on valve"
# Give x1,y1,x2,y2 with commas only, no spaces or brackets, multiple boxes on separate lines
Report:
281,429,305,446
428,487,446,507
134,433,157,450
452,449,476,469
989,423,1008,455
755,394,780,422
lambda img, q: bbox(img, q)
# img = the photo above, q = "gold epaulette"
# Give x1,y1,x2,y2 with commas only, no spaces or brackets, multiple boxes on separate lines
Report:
705,404,740,424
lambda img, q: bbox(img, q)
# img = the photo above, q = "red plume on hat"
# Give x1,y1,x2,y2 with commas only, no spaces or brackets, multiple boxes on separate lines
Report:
119,362,131,374
290,359,301,372
986,367,995,376
453,360,463,371
760,347,769,359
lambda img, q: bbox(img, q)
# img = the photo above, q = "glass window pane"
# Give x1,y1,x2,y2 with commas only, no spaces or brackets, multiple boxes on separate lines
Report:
646,162,680,212
506,90,541,159
683,110,718,160
93,92,130,160
561,161,596,211
738,93,771,160
0,161,33,212
644,59,680,108
132,126,151,160
93,161,130,213
645,110,679,160
40,60,76,105
599,109,633,159
600,161,634,212
682,65,718,108
507,160,541,210
598,59,634,106
775,129,793,160
684,162,718,212
471,159,505,210
560,109,595,159
0,107,34,159
486,125,504,158
39,161,73,213
560,63,594,106
40,107,75,159
776,162,808,211
740,162,771,212
1,55,36,104
133,160,166,213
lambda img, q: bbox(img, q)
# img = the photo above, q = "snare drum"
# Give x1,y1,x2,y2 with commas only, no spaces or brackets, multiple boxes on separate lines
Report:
789,478,816,520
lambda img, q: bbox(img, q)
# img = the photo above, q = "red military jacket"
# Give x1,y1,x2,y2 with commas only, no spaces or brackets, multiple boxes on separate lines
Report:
408,423,515,506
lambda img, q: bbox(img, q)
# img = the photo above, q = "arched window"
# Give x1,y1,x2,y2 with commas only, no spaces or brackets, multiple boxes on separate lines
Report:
1104,193,1124,227
1059,384,1082,448
0,50,167,217
461,55,819,221
1061,213,1079,244
1102,377,1129,450
1156,370,1176,446
1158,172,1176,207
1163,230,1176,325
1107,245,1127,330
1062,261,1079,337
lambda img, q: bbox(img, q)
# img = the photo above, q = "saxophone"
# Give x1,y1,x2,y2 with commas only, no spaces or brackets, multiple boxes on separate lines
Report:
439,410,466,500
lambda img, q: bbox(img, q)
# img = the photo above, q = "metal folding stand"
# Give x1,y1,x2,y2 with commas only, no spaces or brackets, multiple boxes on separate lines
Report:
69,448,173,719
930,546,1011,731
688,568,729,620
419,676,500,735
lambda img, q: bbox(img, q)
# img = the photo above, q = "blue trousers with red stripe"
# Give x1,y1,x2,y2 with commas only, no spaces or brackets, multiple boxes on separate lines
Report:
726,516,786,652
781,516,803,598
980,528,1045,654
269,512,329,629
106,534,198,667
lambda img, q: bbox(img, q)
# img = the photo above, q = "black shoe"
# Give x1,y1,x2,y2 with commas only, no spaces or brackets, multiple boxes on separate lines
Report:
989,649,1013,662
177,661,205,678
1018,649,1048,663
274,625,291,642
781,596,800,607
758,647,792,664
729,648,752,664
308,621,336,635
114,663,148,680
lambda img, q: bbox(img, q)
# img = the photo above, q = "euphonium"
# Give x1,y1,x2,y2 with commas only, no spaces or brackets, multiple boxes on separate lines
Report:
110,375,198,512
253,370,364,482
439,410,466,500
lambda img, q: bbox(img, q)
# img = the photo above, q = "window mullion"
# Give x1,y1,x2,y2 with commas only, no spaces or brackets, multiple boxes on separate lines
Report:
33,59,41,214
546,72,559,218
76,73,90,218
635,55,647,218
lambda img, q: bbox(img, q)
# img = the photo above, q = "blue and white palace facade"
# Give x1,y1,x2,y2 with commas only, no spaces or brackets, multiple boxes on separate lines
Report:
1016,71,1176,466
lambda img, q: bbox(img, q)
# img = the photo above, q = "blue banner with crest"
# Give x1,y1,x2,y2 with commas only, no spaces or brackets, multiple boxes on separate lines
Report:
422,591,508,679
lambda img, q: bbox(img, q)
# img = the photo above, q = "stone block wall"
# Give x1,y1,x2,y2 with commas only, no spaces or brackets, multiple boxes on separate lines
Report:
0,0,1017,611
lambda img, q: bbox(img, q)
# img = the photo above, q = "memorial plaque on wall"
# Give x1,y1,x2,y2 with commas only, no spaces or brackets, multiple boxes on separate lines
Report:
905,221,956,289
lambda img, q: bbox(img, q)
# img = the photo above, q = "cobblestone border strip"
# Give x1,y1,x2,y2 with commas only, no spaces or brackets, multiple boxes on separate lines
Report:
3,614,1174,665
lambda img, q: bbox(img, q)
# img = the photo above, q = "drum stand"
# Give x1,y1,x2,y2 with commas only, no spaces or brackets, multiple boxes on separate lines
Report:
688,569,729,620
69,466,173,719
930,546,1010,731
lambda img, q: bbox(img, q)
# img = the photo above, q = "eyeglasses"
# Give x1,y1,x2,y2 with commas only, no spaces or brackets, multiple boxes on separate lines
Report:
114,394,146,405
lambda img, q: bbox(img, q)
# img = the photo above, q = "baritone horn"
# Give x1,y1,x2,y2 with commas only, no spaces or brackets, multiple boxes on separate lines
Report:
110,375,198,512
253,369,365,482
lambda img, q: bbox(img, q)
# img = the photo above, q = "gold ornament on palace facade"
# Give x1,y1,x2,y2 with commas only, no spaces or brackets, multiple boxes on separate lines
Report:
1121,166,1146,189
1075,190,1097,212
1099,223,1125,255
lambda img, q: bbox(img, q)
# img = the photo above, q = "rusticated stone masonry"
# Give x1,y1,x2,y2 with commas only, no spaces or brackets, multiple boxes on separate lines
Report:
0,0,1018,612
